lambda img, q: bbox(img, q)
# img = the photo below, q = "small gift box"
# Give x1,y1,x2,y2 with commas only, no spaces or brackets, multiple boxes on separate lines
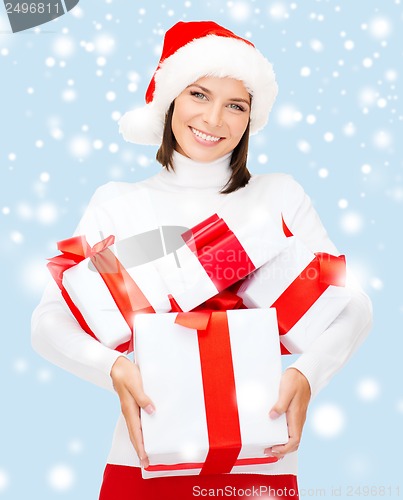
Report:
134,308,289,479
47,235,171,351
153,210,288,312
237,236,351,354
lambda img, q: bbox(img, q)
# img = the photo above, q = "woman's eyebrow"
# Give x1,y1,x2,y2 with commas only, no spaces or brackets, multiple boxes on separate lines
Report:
187,84,212,94
230,97,251,106
187,84,251,106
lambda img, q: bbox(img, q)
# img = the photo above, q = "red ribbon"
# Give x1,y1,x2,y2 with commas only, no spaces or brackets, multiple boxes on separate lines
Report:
182,214,256,292
47,235,155,353
273,217,346,337
273,252,346,337
162,291,277,475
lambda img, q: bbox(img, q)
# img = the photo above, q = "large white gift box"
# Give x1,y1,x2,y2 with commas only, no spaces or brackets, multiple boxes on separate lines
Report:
49,235,172,351
153,209,288,312
237,236,351,354
134,308,289,479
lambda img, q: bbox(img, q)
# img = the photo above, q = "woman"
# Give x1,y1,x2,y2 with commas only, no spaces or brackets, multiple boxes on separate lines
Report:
31,21,372,499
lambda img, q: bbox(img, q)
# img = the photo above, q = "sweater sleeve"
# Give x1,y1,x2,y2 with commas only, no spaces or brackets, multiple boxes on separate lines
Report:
280,176,373,399
31,185,125,392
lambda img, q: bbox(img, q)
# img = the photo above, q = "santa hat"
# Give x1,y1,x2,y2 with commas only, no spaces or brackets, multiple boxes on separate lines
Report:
119,21,278,145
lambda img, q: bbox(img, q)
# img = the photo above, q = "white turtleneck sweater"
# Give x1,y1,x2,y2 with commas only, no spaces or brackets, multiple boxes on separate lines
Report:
31,151,372,476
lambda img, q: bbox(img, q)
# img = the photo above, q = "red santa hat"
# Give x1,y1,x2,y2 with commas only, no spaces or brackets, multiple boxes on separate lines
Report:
119,21,278,145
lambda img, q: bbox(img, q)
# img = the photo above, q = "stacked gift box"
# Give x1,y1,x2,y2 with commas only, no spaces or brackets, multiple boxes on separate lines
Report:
48,209,350,478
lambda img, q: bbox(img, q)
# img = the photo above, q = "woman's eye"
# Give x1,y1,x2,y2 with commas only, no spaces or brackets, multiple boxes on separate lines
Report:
190,91,207,100
228,103,245,111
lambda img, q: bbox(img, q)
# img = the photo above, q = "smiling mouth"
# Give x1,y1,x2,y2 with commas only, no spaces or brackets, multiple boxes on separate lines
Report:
190,127,223,143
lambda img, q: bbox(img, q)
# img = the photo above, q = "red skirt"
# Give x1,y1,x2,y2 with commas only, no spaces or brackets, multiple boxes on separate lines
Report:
99,464,299,499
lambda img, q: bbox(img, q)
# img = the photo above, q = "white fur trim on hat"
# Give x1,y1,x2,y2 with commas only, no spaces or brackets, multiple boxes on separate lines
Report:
119,35,278,145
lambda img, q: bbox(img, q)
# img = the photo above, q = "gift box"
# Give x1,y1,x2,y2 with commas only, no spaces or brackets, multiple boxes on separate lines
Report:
237,236,351,354
134,308,289,479
47,235,171,351
153,209,288,312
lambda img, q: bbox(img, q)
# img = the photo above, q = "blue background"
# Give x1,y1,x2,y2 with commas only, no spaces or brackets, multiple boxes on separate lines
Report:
1,1,402,498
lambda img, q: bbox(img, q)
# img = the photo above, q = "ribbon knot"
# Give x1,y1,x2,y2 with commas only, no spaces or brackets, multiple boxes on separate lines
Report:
47,235,115,288
316,253,346,287
172,289,245,331
56,234,115,260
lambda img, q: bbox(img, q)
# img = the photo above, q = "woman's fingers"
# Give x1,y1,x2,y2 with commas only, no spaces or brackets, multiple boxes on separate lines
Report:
265,397,303,458
120,391,150,467
127,363,156,415
264,368,311,459
110,356,156,466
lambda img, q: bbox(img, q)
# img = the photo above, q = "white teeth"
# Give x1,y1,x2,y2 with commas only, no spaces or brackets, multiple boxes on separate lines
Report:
191,127,221,142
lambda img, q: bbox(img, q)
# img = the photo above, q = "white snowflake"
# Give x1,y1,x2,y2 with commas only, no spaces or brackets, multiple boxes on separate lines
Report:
229,1,251,21
343,122,356,137
37,368,53,382
106,91,116,101
20,259,51,295
62,89,77,102
45,57,56,67
40,172,50,183
70,5,84,18
96,56,107,67
340,212,363,234
94,34,116,55
36,202,59,225
385,69,398,82
52,36,75,58
377,98,387,108
358,87,378,107
268,2,288,21
356,378,381,401
10,231,24,244
310,39,324,52
14,358,29,373
362,57,373,68
368,16,392,39
276,104,302,127
68,439,84,454
47,464,75,491
386,186,403,203
344,40,354,50
258,154,268,164
373,130,392,149
137,155,151,168
310,403,346,438
370,277,384,291
297,140,311,153
0,469,9,492
69,136,92,159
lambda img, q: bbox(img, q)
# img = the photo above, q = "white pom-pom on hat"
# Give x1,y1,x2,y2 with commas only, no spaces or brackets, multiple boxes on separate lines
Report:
119,21,278,146
119,103,165,146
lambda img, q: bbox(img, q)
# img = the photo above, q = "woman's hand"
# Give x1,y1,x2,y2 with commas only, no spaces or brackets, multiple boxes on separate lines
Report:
264,367,311,459
110,356,156,468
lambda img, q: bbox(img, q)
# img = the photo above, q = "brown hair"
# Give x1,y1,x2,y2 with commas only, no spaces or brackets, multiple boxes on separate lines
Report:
156,101,251,194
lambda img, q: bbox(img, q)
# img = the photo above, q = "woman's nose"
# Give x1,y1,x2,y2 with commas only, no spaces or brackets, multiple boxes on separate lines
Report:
203,104,223,128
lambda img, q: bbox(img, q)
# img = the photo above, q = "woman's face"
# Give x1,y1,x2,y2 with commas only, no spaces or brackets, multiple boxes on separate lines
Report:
171,76,251,163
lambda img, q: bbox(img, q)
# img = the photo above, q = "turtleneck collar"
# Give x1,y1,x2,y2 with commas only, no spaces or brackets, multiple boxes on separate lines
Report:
157,150,233,190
